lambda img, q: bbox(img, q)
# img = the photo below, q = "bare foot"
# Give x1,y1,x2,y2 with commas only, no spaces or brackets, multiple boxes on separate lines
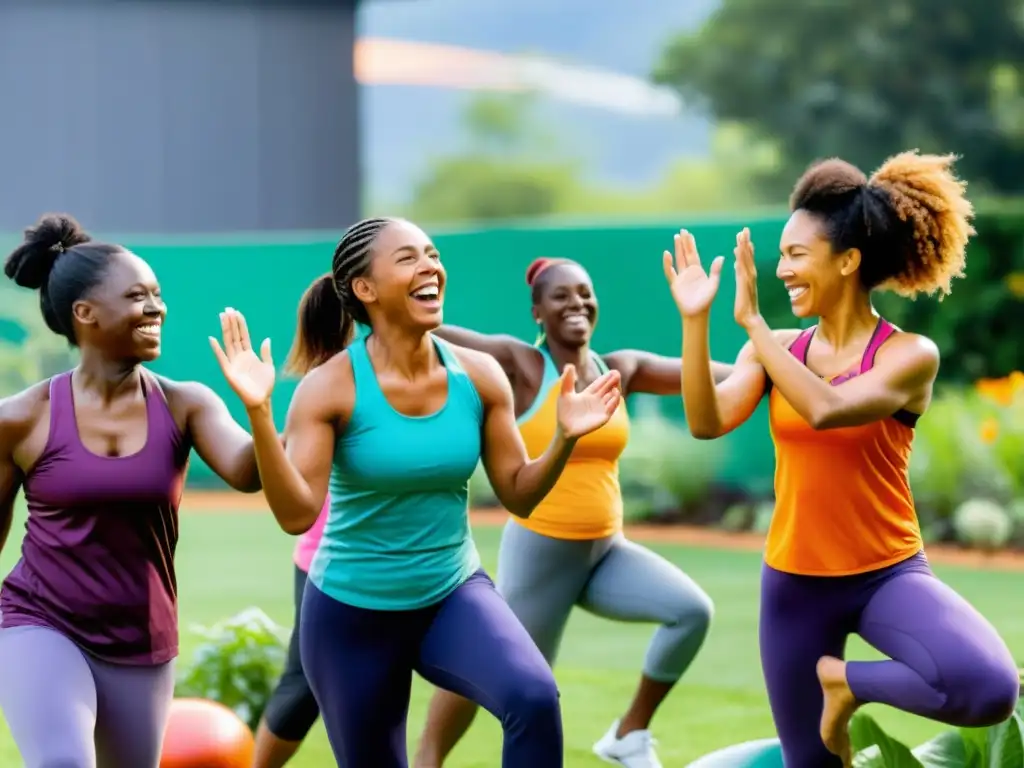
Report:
817,656,858,767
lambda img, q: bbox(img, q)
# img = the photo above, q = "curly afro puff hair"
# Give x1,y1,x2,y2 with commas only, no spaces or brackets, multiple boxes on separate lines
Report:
789,151,974,299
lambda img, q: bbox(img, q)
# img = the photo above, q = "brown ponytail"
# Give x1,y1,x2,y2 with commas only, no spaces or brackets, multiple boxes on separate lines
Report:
283,274,354,376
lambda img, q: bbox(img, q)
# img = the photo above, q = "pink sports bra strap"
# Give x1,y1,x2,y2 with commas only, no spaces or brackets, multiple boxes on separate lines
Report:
787,326,817,363
860,318,896,374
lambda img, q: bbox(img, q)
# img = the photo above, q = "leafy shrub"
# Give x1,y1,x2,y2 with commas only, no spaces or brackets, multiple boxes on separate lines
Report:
952,498,1014,551
618,396,729,522
174,608,289,732
909,386,1015,539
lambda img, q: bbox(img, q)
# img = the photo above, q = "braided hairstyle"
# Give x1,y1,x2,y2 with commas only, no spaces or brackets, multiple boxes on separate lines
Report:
4,213,124,345
286,217,394,370
789,150,975,299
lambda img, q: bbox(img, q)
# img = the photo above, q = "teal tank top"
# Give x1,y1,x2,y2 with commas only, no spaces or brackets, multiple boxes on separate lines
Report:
308,335,483,610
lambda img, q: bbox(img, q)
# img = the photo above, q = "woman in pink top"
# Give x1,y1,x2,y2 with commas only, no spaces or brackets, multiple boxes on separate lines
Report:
252,276,335,768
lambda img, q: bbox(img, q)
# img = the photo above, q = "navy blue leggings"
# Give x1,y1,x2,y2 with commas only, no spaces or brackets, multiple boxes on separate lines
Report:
300,570,563,768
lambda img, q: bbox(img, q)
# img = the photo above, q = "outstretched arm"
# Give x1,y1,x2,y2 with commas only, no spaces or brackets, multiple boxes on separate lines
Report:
681,315,768,439
245,370,337,535
462,350,620,517
603,349,734,396
210,307,332,534
179,382,262,493
432,325,539,381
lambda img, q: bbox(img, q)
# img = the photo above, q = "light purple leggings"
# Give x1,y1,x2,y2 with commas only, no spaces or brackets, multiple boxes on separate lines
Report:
0,626,175,768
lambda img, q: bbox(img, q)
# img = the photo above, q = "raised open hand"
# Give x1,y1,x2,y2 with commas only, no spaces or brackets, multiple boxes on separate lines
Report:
208,308,276,409
555,365,622,440
733,228,762,330
663,229,725,318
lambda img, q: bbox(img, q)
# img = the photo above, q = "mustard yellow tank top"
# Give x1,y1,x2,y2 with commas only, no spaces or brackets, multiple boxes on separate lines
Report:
514,347,630,540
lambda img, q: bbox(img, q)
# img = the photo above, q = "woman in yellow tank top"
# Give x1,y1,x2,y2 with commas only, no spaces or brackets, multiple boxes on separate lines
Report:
669,151,1018,767
414,258,732,768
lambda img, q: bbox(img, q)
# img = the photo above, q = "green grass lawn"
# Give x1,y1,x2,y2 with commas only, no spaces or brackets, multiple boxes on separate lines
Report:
1,507,1022,767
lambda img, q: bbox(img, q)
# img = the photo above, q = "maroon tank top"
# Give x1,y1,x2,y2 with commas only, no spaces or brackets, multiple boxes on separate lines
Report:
0,370,190,665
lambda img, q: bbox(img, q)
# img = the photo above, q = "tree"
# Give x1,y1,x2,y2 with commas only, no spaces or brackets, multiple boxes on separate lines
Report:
407,92,585,224
653,0,1024,195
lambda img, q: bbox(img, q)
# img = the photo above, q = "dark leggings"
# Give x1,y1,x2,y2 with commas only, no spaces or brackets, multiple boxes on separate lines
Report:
760,553,1020,768
301,569,563,768
262,565,320,742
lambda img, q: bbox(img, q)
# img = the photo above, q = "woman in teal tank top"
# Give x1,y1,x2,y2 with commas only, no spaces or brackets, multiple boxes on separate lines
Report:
210,217,623,768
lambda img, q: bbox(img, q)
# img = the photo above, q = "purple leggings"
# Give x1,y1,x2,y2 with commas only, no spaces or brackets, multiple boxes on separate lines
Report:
300,569,563,767
0,625,176,768
760,553,1020,768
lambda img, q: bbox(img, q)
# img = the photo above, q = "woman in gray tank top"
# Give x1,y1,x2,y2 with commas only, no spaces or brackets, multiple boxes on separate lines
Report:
0,214,271,768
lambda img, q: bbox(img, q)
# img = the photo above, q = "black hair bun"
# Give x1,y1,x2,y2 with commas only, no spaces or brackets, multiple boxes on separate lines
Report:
4,213,92,290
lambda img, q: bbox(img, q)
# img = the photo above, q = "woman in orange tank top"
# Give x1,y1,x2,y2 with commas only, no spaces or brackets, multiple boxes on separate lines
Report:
414,259,732,768
668,152,1018,767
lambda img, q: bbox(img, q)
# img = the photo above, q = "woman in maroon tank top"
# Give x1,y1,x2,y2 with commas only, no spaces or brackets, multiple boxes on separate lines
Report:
0,214,267,768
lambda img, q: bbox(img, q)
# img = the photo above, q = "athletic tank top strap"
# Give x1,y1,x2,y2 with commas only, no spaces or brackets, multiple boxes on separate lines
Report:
347,336,482,423
517,345,561,425
860,318,896,374
45,372,75,452
347,337,386,414
765,328,816,393
788,326,816,364
433,335,484,419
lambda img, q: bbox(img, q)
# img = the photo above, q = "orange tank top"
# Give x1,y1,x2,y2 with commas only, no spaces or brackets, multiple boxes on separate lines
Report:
514,347,630,540
765,319,923,576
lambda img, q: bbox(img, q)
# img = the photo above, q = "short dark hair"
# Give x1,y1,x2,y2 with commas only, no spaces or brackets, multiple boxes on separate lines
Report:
4,213,124,345
789,151,974,298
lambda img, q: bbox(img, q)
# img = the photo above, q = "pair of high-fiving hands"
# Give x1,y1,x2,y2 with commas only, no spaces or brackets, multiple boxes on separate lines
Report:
208,308,622,442
663,227,762,329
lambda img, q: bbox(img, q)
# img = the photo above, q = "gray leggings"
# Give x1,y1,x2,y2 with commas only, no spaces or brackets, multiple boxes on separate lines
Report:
497,521,713,682
0,625,176,768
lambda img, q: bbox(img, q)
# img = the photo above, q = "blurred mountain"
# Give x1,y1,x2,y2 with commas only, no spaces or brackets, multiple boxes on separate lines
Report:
359,0,718,207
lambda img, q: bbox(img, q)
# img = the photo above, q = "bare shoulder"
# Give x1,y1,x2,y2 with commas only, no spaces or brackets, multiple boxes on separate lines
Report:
156,376,220,412
0,380,50,445
446,343,511,406
878,331,940,374
0,380,49,423
293,350,355,418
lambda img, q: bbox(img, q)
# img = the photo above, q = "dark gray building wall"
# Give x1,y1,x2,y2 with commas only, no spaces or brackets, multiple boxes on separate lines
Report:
0,0,360,234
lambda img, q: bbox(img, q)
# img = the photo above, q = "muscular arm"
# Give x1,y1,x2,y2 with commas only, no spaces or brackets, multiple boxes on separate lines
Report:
462,350,577,518
744,318,938,429
681,315,783,439
432,325,538,381
245,367,339,534
603,349,734,396
178,382,262,493
0,398,30,557
0,454,20,557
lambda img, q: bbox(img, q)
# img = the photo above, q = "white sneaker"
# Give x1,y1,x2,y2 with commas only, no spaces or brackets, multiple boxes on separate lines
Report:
592,719,663,767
